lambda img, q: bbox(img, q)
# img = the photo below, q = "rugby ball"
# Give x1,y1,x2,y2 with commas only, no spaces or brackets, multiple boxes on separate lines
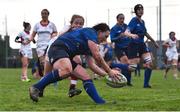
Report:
105,73,127,88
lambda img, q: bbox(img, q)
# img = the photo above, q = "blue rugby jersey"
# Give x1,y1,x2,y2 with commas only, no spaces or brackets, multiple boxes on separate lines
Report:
127,17,147,43
110,23,131,49
52,28,98,57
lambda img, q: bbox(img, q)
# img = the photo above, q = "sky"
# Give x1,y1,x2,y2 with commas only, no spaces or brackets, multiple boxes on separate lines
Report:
0,0,180,48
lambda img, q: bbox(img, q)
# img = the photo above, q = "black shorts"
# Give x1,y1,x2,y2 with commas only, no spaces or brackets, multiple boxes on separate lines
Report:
114,47,128,59
48,42,69,65
128,42,150,59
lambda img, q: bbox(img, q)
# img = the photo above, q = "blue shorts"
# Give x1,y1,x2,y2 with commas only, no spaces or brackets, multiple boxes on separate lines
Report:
128,42,150,59
48,41,70,65
114,47,128,59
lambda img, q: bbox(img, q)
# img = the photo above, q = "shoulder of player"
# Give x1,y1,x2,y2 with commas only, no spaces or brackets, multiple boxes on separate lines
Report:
81,27,96,33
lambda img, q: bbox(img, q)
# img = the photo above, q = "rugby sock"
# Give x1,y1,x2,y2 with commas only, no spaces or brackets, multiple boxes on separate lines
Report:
69,77,78,90
144,68,152,87
137,64,141,76
34,70,62,91
110,62,129,71
69,84,76,90
83,79,105,104
134,69,137,76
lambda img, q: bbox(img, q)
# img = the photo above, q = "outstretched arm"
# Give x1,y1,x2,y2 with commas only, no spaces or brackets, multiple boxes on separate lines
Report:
145,32,159,48
85,55,107,77
88,40,120,79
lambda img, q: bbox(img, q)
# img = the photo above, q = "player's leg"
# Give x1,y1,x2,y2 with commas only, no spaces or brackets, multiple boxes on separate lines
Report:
163,52,172,79
164,60,171,79
68,55,82,97
172,53,179,79
127,43,141,86
115,48,133,86
72,63,106,104
29,47,72,102
20,51,30,82
36,47,46,77
44,57,53,75
29,57,72,102
137,64,141,76
142,52,153,88
68,74,82,97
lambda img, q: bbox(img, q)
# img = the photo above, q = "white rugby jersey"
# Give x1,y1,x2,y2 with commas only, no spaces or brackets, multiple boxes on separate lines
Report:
33,21,57,48
165,38,177,52
17,31,31,51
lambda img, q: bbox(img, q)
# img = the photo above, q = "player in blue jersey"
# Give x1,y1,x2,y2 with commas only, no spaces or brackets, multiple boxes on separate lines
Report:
29,23,120,104
124,4,159,88
43,14,85,97
110,13,133,86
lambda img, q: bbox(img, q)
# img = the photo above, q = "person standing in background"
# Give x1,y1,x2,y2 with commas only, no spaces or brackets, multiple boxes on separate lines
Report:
110,13,133,86
163,31,179,79
15,22,33,82
124,4,159,88
29,9,57,77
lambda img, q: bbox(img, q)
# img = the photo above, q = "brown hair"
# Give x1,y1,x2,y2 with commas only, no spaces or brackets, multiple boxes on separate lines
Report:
41,9,50,15
23,21,30,29
70,14,84,25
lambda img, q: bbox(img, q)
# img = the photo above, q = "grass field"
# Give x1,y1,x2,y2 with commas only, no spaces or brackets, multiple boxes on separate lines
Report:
0,68,180,111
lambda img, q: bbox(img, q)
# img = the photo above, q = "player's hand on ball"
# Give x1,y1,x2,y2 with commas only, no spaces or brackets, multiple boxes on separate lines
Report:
108,69,121,82
105,72,127,88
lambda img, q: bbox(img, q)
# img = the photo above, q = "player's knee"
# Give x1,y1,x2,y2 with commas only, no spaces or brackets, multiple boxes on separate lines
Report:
64,66,73,74
172,64,177,69
22,63,28,68
129,64,137,71
166,64,172,69
73,57,82,65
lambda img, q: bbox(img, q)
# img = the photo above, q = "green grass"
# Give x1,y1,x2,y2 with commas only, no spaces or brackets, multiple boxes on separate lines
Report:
0,68,180,111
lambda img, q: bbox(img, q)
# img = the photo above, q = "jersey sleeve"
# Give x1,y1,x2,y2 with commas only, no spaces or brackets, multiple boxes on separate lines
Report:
164,39,169,43
33,23,38,32
17,32,22,38
51,22,57,33
110,27,120,42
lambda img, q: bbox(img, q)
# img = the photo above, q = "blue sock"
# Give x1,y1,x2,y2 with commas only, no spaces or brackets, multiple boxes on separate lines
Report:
34,70,62,91
122,70,131,84
110,62,129,71
83,79,105,104
137,64,141,76
144,68,152,87
134,69,137,76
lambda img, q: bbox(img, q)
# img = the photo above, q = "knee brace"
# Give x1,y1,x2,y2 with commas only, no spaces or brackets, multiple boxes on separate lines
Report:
129,64,137,71
144,55,152,64
143,55,152,68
